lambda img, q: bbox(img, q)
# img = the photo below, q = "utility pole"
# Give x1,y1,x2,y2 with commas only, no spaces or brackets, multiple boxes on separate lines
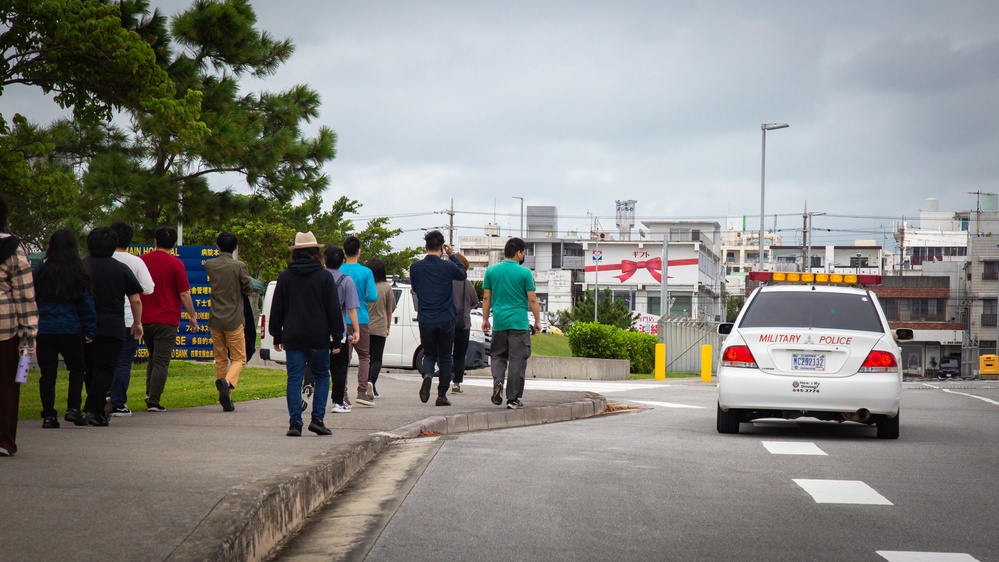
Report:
447,199,455,245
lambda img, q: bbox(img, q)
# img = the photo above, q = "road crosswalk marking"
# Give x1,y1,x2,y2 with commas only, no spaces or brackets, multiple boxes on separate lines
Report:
393,375,664,394
761,441,826,455
631,400,704,409
793,479,892,505
877,551,979,561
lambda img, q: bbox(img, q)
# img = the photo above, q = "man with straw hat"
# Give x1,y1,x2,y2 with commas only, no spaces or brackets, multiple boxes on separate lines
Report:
268,232,344,437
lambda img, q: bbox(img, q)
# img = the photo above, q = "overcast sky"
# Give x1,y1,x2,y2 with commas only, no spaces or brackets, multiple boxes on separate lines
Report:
5,0,998,250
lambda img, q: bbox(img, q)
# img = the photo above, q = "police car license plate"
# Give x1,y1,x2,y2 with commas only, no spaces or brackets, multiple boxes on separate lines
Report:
792,354,826,371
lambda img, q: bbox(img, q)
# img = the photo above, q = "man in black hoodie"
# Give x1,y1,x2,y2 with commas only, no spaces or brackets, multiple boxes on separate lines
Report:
268,232,344,437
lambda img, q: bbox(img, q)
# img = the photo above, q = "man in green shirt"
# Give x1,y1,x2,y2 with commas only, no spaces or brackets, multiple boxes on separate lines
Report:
481,237,541,410
204,232,254,412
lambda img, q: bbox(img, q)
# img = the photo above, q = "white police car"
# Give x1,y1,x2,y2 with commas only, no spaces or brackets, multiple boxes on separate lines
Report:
717,271,913,439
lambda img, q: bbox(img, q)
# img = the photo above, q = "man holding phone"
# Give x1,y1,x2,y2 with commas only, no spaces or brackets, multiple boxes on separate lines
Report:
480,237,540,410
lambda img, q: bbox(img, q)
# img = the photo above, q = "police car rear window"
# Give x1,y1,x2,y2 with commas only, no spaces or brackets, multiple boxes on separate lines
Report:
739,291,884,333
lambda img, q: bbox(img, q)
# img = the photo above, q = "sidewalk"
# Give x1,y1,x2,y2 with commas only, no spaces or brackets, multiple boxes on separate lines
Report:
2,370,607,562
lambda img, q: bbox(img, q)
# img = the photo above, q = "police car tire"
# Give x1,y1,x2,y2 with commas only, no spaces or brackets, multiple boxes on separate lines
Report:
876,412,900,440
716,403,742,434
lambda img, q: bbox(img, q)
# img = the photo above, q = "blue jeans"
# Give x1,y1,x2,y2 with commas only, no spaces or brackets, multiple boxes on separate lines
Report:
418,318,455,397
285,348,330,426
110,324,139,409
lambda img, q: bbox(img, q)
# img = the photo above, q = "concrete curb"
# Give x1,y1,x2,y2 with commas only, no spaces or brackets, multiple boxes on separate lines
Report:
168,395,608,562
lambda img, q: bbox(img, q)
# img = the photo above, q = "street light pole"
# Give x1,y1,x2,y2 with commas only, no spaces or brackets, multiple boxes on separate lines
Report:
760,122,789,271
512,196,524,238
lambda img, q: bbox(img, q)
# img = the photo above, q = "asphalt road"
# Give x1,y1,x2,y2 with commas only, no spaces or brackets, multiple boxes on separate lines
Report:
271,379,999,561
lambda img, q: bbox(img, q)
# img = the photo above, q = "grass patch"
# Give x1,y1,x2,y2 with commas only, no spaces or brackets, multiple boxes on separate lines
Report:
531,332,571,357
17,361,288,421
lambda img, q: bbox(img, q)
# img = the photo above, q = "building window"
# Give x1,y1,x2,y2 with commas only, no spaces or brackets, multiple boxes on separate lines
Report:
983,299,998,327
984,261,999,280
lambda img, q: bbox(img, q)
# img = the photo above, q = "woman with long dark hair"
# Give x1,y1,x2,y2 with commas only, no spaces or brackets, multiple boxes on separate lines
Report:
33,229,96,428
365,258,395,398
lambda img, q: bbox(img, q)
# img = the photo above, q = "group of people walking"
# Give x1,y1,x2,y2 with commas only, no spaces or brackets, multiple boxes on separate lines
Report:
267,229,541,437
0,199,544,453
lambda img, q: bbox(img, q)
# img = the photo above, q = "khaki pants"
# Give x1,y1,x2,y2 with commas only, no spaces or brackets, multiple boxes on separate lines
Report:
211,325,246,388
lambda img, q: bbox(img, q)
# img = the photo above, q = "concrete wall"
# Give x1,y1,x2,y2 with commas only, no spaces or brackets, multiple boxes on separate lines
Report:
526,356,630,380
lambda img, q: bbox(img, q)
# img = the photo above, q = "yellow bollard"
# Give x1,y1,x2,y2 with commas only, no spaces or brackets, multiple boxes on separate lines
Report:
701,344,713,382
655,343,666,381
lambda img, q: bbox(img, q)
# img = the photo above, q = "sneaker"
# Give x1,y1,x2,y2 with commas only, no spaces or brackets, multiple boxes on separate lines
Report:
451,384,463,394
436,395,451,406
355,395,374,407
419,375,433,403
308,418,332,436
365,382,375,402
372,382,379,398
302,383,315,399
330,402,351,414
147,404,167,412
491,381,504,406
216,378,235,412
506,400,523,410
111,406,132,417
42,416,60,429
343,395,351,407
0,447,10,457
286,422,303,437
86,411,109,426
64,408,87,426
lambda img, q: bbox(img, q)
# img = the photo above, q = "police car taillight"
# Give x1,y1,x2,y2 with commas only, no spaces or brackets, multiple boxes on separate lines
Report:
721,345,757,368
860,350,897,373
747,271,882,285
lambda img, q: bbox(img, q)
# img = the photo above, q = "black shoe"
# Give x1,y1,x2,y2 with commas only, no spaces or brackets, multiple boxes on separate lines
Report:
65,408,87,426
436,395,451,406
372,382,379,398
308,418,332,436
42,416,60,429
216,378,235,412
146,403,167,412
86,411,109,426
506,399,523,410
491,381,504,406
419,376,433,403
286,422,303,437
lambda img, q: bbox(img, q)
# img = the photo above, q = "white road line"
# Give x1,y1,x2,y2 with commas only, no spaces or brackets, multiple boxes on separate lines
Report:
920,383,999,406
793,479,892,505
877,551,979,561
394,375,665,394
631,400,705,409
761,441,827,455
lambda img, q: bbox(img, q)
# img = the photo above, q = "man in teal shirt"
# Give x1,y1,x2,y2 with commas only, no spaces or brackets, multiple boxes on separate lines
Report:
481,237,541,409
340,236,377,406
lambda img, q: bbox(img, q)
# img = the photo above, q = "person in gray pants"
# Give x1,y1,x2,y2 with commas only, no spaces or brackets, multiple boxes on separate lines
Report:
480,237,541,409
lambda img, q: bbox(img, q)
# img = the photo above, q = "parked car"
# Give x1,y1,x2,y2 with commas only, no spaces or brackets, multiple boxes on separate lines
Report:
938,357,960,379
716,271,913,439
259,281,488,373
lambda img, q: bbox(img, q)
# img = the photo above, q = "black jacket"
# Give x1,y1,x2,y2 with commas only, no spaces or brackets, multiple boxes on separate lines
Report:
268,259,343,350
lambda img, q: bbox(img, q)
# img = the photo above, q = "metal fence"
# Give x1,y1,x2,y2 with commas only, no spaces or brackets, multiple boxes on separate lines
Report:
658,316,725,374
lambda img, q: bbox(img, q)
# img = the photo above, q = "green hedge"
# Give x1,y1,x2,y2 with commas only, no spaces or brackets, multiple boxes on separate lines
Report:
567,322,658,374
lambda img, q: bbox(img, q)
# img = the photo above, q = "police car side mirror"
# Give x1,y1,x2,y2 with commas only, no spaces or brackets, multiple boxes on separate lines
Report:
895,328,913,341
718,323,733,335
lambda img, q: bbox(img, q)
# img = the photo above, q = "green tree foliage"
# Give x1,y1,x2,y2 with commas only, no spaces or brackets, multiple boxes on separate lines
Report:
184,195,421,282
726,295,745,322
0,0,202,128
570,289,638,330
62,0,335,237
0,0,203,245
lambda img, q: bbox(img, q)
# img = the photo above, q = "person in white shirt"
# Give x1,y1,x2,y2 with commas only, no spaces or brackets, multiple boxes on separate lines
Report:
108,222,155,417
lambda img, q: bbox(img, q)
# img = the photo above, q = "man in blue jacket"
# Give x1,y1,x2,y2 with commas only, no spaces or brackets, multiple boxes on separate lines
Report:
268,232,344,437
409,230,466,406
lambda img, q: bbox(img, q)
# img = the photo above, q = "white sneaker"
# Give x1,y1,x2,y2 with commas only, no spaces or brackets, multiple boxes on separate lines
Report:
330,402,351,413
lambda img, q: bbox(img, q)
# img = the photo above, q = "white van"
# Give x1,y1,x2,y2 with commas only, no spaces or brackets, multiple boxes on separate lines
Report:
259,281,488,374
